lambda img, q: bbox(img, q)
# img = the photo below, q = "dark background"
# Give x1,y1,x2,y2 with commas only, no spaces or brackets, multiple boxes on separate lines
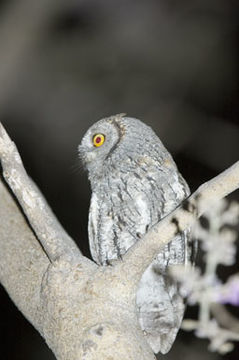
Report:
0,0,238,359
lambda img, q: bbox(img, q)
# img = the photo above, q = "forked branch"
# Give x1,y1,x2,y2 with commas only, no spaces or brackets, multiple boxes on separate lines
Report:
0,122,238,360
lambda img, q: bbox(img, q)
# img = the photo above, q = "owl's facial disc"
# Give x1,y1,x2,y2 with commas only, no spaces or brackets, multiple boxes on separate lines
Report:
78,118,122,174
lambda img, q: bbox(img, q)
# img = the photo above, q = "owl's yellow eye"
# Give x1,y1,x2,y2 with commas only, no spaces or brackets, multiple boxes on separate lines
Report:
93,134,105,147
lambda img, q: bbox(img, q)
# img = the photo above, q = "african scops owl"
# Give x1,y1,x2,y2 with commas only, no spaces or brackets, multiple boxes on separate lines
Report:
79,114,193,354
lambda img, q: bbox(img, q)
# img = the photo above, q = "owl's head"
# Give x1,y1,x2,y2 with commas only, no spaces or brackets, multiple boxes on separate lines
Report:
79,114,166,180
78,113,125,175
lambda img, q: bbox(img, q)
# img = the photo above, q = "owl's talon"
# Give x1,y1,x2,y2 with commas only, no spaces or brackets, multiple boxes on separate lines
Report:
105,256,123,266
105,259,113,266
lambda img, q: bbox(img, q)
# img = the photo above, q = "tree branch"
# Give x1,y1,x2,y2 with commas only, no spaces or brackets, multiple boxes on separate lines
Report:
0,177,49,330
120,161,239,288
0,123,238,359
0,122,80,261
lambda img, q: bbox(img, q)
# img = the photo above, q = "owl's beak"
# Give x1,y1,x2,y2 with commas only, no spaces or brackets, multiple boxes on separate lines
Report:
84,152,97,163
78,144,96,165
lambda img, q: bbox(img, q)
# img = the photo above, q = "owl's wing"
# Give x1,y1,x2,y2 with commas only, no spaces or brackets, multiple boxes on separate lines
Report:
117,169,192,354
136,230,191,354
134,170,192,354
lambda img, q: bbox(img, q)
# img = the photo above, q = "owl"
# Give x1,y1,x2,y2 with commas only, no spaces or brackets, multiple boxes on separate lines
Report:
79,114,194,354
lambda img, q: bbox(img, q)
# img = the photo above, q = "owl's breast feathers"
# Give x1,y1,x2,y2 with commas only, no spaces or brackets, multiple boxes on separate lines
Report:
88,154,189,265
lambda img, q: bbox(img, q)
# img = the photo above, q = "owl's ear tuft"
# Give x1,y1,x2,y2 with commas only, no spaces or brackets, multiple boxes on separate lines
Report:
113,113,127,120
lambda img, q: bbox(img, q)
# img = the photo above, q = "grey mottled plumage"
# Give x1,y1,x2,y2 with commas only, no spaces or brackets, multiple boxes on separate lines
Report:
79,114,193,354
